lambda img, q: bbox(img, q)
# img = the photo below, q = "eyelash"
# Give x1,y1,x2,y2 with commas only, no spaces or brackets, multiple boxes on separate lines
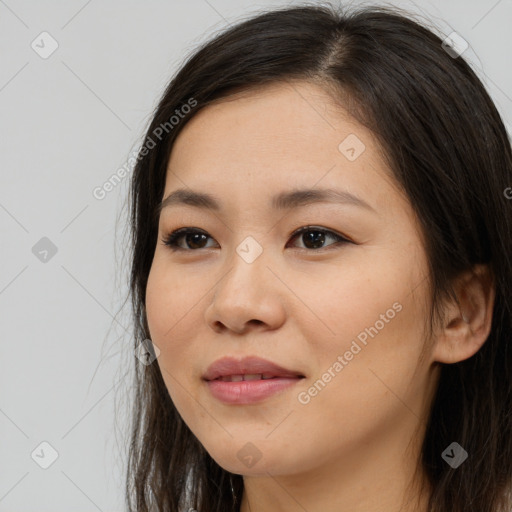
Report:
161,226,352,252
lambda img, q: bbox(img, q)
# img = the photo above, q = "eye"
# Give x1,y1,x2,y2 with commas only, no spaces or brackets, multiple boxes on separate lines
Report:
161,227,217,251
161,226,352,252
287,226,352,250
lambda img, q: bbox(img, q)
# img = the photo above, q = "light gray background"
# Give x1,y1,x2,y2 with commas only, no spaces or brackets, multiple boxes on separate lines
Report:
1,0,510,510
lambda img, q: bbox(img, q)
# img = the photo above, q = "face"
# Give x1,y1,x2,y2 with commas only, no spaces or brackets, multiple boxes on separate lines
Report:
145,80,439,481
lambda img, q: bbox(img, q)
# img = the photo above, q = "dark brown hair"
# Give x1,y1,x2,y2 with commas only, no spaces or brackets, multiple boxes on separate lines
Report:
123,3,512,511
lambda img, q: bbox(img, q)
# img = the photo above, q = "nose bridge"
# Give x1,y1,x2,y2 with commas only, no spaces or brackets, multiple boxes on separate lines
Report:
220,233,269,293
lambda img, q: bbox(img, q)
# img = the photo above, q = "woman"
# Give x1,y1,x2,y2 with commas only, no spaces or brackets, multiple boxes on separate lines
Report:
124,3,512,511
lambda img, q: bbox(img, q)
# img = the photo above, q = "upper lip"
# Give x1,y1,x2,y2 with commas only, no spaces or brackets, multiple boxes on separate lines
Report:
202,356,305,381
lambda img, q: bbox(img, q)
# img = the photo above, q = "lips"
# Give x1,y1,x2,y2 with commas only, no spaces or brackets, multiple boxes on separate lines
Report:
202,356,305,382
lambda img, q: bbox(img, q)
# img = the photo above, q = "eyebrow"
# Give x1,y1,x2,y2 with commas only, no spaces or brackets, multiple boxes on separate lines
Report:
157,187,376,214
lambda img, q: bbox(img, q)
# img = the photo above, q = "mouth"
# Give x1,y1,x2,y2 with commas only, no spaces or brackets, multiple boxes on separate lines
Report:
202,356,305,404
211,373,300,382
202,355,305,382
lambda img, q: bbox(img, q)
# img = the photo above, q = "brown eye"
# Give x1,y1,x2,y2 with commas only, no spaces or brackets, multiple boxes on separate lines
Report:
162,228,217,251
287,226,351,250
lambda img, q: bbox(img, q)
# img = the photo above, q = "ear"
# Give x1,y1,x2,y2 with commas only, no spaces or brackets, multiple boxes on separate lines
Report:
432,264,496,364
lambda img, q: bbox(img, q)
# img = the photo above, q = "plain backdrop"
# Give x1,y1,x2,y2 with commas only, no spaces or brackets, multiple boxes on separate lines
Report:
1,0,511,510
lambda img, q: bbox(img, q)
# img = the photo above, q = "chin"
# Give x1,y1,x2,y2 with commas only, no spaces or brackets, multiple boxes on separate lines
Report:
204,440,291,476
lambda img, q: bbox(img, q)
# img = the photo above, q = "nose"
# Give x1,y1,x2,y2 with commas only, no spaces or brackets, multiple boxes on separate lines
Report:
204,244,286,335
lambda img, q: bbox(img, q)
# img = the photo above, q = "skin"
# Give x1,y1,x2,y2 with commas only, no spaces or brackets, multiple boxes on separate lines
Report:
145,80,495,512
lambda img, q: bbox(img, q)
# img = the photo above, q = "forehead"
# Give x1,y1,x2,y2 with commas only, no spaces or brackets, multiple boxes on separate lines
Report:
170,81,374,161
164,80,402,215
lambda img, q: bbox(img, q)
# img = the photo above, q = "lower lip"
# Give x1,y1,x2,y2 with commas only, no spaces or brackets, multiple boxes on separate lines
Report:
205,377,303,404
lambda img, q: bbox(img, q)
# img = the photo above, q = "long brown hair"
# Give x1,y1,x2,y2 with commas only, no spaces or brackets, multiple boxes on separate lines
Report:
123,3,512,511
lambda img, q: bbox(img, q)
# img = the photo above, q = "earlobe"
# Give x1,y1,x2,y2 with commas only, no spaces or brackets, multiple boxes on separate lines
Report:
432,264,495,364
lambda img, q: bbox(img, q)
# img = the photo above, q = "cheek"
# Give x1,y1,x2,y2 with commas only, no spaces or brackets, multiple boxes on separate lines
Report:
145,264,168,344
145,264,203,423
145,257,201,340
145,261,201,379
289,252,429,412
283,253,417,355
284,298,427,472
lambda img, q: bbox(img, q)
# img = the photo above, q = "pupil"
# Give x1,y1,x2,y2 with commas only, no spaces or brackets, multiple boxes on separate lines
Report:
187,233,207,249
304,230,324,249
